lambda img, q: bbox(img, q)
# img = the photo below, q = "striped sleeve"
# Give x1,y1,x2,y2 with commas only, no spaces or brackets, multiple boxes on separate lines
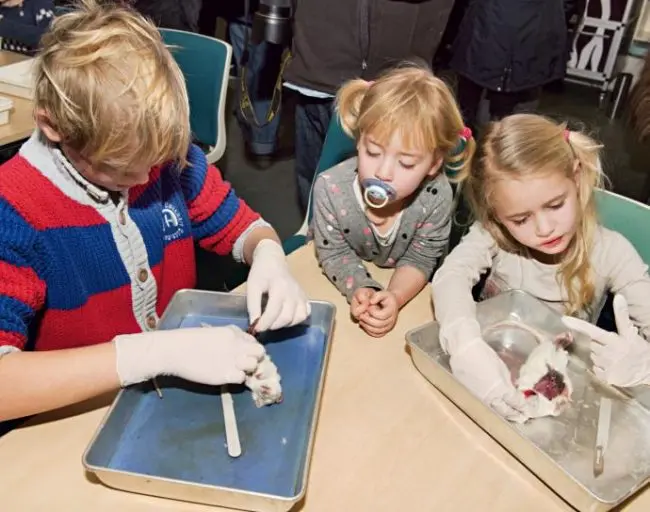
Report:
180,144,260,256
0,198,46,352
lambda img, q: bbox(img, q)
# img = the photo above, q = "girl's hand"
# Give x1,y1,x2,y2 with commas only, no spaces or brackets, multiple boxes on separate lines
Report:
0,0,24,7
359,290,399,337
351,287,375,319
563,294,650,388
450,337,530,423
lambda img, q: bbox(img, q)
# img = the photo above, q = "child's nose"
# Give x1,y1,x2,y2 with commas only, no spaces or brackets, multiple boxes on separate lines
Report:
375,161,393,181
535,214,553,237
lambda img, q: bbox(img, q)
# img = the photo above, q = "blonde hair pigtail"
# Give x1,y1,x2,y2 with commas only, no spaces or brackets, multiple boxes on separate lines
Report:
559,129,604,314
444,134,476,183
335,79,371,139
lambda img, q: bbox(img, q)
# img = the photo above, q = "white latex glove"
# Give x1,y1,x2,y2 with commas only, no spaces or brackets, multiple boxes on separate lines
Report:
450,337,530,423
114,326,265,387
563,294,650,388
246,239,311,331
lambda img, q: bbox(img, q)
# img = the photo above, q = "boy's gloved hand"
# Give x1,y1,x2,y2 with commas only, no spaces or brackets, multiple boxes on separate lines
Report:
246,239,311,331
563,294,650,388
114,326,265,387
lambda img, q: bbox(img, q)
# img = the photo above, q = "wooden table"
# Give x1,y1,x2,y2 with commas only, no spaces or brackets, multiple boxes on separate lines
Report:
0,51,34,147
1,244,649,511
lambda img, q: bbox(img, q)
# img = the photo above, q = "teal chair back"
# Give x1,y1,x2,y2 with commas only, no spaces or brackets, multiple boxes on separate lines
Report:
283,115,356,254
595,189,650,265
54,6,74,16
159,29,232,164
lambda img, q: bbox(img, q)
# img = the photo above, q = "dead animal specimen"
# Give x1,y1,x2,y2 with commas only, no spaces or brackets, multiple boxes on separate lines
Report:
202,321,283,407
486,321,574,418
516,332,573,418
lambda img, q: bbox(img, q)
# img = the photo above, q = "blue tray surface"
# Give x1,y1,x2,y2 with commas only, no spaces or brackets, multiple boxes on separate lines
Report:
93,315,326,498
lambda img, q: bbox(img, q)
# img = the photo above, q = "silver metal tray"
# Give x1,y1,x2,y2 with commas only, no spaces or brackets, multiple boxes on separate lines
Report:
406,289,650,512
83,289,336,512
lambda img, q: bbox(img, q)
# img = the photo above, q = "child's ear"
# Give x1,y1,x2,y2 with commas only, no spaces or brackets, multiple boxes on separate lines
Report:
427,154,444,176
35,109,62,143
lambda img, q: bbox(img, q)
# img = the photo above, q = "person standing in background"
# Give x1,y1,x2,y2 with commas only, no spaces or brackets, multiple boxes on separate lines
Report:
199,1,285,167
130,0,202,32
449,0,570,134
545,0,587,94
284,0,456,215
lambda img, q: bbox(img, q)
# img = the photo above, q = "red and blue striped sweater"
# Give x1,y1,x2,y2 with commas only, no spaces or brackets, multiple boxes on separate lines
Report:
0,133,265,353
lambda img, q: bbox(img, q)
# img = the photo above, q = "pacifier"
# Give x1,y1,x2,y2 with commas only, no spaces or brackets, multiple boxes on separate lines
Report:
361,178,397,209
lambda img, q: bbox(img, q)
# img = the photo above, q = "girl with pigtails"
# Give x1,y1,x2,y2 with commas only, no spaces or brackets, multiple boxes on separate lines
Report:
432,114,650,423
312,63,475,338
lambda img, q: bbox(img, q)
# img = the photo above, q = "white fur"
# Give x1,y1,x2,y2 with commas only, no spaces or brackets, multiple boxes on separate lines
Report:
245,355,283,407
201,322,283,407
516,341,572,417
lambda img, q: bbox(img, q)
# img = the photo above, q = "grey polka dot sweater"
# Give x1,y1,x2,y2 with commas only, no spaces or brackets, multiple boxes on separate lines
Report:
311,157,453,302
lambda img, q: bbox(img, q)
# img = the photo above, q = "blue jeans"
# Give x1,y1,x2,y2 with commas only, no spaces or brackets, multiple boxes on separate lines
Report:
229,17,284,156
294,95,334,215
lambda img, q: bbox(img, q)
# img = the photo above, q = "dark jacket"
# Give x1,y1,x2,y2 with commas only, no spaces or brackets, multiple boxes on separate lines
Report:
131,0,202,32
284,0,455,95
450,0,569,92
0,0,54,54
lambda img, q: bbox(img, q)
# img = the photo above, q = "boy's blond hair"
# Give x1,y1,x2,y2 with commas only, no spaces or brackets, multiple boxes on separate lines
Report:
336,63,475,181
463,114,604,315
35,0,190,170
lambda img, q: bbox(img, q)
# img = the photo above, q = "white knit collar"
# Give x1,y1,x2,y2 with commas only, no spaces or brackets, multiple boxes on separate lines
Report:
19,131,122,206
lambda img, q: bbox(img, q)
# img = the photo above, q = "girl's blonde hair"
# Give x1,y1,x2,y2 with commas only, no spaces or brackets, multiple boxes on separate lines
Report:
464,114,604,315
335,63,475,181
35,0,190,170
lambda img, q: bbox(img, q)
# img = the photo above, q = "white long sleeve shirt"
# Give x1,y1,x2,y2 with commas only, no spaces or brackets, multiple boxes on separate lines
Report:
431,222,650,354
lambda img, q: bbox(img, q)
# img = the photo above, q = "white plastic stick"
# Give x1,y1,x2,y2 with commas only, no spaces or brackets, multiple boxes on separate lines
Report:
152,377,163,399
221,385,242,458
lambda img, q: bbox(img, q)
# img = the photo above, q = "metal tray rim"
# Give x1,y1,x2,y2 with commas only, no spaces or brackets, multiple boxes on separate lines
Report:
158,288,338,330
82,288,337,507
406,290,650,508
406,335,628,507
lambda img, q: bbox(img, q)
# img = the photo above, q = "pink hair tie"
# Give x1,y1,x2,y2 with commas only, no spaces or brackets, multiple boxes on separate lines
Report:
460,126,472,141
564,129,571,142
366,80,374,87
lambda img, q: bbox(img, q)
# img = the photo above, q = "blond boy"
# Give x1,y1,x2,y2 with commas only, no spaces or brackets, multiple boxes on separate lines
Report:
0,0,309,423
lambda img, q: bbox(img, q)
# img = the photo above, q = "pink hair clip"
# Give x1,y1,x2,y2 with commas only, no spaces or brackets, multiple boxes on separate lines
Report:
460,126,472,141
564,129,571,142
366,80,374,87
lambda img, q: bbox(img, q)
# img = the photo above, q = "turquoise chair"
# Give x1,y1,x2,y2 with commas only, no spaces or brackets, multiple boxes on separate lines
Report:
54,6,74,16
159,29,232,164
282,115,356,254
595,189,650,264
